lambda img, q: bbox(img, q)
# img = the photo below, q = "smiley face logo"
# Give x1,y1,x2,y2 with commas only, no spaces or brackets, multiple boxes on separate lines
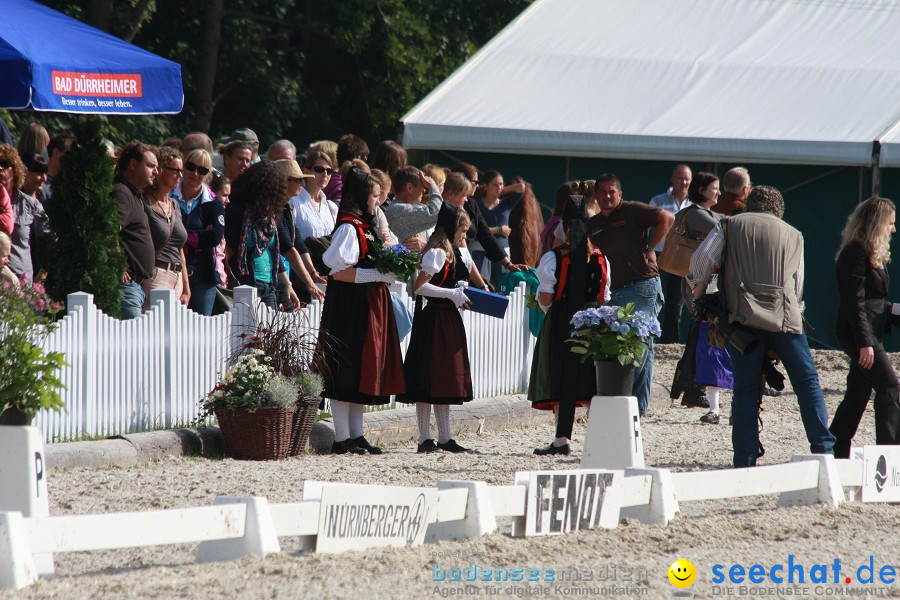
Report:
668,558,696,588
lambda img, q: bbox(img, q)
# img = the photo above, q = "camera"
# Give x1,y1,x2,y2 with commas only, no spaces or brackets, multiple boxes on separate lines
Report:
694,293,759,356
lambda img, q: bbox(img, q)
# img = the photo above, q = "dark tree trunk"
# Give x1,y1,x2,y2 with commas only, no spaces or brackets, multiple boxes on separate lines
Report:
193,0,225,133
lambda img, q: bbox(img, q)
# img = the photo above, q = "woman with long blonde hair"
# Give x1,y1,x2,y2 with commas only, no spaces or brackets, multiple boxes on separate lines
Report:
830,196,900,457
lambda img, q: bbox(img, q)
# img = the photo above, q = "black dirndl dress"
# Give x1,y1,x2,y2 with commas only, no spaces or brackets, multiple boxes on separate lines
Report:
396,248,473,405
314,214,405,405
528,247,609,410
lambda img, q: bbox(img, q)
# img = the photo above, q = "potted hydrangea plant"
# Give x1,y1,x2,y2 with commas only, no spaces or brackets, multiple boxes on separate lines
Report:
0,279,67,425
568,303,661,396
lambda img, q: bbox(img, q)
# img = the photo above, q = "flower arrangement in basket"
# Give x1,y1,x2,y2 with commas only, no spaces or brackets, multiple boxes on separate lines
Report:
568,303,661,367
200,304,325,459
200,350,297,416
0,278,67,424
370,242,420,283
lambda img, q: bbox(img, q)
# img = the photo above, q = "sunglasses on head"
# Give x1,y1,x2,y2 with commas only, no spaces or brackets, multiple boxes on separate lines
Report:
312,165,335,176
185,162,210,176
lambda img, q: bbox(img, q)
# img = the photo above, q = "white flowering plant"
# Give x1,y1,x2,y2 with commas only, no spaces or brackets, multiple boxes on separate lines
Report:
200,349,296,418
568,303,661,367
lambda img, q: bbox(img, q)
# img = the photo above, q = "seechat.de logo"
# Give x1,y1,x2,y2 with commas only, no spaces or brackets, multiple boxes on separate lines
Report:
668,558,697,588
875,455,888,493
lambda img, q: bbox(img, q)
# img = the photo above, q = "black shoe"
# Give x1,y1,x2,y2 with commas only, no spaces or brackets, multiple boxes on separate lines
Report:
331,439,364,455
351,436,383,455
437,439,469,453
417,439,439,453
700,411,720,424
762,386,783,397
533,442,571,456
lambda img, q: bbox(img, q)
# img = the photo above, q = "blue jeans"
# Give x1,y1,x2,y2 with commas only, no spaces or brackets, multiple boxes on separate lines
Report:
189,279,218,316
730,328,835,467
119,281,145,320
609,276,664,414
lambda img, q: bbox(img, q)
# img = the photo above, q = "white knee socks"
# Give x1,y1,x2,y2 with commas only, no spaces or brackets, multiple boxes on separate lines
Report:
331,399,350,442
348,403,365,438
434,405,452,444
708,387,721,415
416,403,433,443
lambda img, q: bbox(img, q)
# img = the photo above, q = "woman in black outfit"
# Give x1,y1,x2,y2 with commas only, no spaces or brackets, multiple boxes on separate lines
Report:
830,196,900,457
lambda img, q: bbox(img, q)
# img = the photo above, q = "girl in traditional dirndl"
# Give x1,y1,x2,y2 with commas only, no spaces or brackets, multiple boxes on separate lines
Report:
316,167,405,455
397,202,480,453
529,196,611,456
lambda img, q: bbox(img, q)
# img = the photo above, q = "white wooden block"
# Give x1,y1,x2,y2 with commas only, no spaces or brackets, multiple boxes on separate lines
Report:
196,497,280,563
432,488,470,523
488,485,526,517
672,462,819,502
426,481,496,542
581,396,644,470
269,501,320,552
620,468,678,525
617,474,653,508
778,455,842,507
0,426,52,576
269,501,320,537
27,505,246,553
0,512,37,590
836,458,864,502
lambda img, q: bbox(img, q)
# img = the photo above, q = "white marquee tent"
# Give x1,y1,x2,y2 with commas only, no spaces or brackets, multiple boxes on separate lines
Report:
401,0,900,168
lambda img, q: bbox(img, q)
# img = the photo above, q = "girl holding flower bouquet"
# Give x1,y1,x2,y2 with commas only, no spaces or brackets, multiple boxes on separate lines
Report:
397,202,477,453
529,195,611,456
315,167,405,455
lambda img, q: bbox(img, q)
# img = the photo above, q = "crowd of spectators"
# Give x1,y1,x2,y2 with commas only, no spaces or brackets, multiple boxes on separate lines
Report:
0,123,543,318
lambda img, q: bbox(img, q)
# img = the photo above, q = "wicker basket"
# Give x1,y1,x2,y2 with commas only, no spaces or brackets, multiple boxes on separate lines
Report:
215,407,295,461
288,395,321,456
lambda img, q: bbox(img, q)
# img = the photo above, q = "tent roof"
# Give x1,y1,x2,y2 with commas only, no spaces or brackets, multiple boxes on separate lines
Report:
401,0,900,167
0,0,182,115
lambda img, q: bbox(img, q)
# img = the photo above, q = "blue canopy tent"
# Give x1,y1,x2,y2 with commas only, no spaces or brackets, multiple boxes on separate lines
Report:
0,0,182,114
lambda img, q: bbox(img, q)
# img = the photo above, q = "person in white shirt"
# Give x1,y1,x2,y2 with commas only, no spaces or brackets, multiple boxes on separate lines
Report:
291,150,339,243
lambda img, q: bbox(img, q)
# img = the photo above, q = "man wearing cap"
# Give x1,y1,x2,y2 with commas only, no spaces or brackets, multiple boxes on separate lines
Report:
220,128,260,164
9,153,51,284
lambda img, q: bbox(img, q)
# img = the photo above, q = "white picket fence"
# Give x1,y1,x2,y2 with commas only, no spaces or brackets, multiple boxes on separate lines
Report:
32,283,535,443
0,455,867,590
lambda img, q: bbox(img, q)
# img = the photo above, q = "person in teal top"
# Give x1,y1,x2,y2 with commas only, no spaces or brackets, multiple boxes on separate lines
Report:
223,161,300,310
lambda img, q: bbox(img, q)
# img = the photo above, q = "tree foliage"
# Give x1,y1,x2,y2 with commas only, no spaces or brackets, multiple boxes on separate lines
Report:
8,0,532,149
43,117,125,316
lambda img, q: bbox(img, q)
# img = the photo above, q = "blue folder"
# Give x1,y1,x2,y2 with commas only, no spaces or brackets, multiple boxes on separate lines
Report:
463,287,509,319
